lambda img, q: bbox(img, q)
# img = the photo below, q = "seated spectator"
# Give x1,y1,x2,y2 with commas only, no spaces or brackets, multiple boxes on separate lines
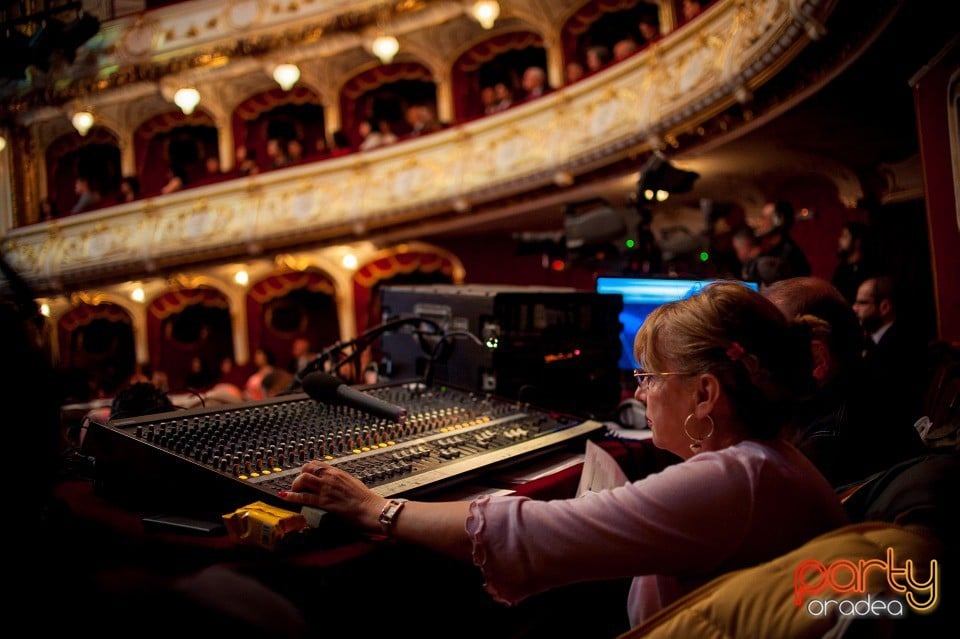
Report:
311,136,331,159
613,38,639,62
38,197,58,221
262,368,295,398
565,61,586,84
480,85,498,115
129,362,170,393
358,118,397,151
763,277,926,487
329,130,352,156
265,138,290,169
731,225,762,283
519,66,549,101
405,104,442,137
70,176,101,214
492,81,515,111
118,176,140,203
243,347,275,401
160,169,186,195
286,139,306,164
235,145,259,176
195,156,223,184
638,13,661,44
185,356,213,391
682,0,704,22
585,45,612,73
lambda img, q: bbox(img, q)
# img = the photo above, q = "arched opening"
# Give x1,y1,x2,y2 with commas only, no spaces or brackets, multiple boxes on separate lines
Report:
452,31,546,122
147,288,233,393
561,0,662,73
45,128,121,216
246,270,340,376
58,303,135,400
339,62,437,147
232,86,326,171
133,110,218,196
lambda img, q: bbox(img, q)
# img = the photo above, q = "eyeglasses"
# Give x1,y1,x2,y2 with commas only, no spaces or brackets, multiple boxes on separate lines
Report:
633,368,692,389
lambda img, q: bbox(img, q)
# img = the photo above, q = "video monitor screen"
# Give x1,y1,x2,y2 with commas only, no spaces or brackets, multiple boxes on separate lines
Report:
595,276,760,370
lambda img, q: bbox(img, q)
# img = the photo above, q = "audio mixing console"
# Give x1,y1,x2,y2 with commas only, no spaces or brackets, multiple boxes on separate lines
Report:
83,380,604,518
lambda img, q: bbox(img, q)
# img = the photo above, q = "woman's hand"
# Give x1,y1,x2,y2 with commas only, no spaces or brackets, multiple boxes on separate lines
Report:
279,461,386,533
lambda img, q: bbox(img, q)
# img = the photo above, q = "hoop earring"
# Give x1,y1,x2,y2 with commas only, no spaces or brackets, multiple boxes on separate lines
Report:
683,413,715,453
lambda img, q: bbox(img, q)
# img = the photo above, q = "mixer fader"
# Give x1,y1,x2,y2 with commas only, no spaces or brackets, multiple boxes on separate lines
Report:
83,381,604,516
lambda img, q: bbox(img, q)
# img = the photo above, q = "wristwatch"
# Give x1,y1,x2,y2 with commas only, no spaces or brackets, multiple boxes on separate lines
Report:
378,498,409,536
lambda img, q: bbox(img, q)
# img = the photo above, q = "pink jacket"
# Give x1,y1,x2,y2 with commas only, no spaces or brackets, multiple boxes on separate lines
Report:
466,439,848,627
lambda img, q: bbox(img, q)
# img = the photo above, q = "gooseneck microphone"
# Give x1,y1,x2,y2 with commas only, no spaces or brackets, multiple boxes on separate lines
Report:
303,372,407,423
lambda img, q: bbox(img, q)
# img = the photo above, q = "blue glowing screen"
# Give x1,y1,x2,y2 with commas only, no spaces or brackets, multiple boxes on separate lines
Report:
595,277,760,370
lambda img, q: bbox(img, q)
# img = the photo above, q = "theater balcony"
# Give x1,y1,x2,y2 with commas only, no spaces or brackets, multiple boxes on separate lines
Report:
1,0,956,387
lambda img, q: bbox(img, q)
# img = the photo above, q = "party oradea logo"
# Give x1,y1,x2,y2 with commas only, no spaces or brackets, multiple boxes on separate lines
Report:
794,548,939,618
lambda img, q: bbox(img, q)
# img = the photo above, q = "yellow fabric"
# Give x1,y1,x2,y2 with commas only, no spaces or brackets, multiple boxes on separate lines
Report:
621,522,942,639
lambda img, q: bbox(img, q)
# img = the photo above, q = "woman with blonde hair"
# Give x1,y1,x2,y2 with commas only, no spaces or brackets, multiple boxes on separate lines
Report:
279,281,847,631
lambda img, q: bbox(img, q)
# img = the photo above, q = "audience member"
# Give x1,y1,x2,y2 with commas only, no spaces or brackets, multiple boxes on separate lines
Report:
492,81,515,112
480,85,499,115
831,221,875,305
585,45,612,73
119,176,140,202
358,118,398,151
244,347,275,401
280,281,847,631
160,169,186,194
70,176,101,214
565,61,586,84
405,104,442,137
853,275,929,429
289,337,316,375
38,197,58,221
755,199,811,281
613,38,639,62
235,145,260,176
682,0,704,22
286,139,305,164
130,362,170,393
185,356,213,391
638,13,661,44
266,138,291,169
261,368,295,398
731,226,762,283
330,130,352,156
763,277,926,487
519,67,549,101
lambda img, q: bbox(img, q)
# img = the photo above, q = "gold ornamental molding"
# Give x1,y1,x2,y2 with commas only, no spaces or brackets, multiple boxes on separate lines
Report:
3,0,839,292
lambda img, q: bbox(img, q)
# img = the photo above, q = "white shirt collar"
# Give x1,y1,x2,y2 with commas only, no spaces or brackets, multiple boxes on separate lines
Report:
871,320,894,344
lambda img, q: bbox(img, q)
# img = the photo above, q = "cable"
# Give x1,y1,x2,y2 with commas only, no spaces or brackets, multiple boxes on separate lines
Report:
421,329,486,388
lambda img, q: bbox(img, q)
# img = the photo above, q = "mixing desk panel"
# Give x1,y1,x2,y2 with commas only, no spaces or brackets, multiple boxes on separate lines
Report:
83,381,603,517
